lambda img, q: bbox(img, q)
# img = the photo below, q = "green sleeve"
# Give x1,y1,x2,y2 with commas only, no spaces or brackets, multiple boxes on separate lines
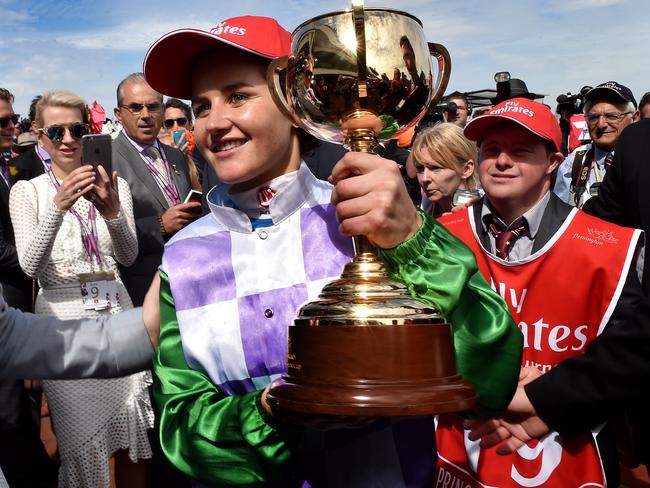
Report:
154,271,301,486
382,211,523,418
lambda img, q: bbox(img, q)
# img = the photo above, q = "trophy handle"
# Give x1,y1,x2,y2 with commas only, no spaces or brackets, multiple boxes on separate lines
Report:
428,42,452,106
267,55,300,125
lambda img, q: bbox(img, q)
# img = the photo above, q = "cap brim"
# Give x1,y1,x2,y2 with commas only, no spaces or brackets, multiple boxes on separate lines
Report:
143,29,275,100
464,113,555,148
585,87,631,106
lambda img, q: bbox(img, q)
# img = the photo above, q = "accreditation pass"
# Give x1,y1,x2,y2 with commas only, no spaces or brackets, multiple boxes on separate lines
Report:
79,271,119,311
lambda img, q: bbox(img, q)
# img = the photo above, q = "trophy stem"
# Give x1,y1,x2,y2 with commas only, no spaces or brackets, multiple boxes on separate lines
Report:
344,126,378,153
352,236,375,257
345,125,381,260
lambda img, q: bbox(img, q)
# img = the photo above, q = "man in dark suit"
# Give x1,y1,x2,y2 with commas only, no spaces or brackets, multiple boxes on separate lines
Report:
113,73,199,306
436,97,644,487
0,88,57,488
0,90,32,311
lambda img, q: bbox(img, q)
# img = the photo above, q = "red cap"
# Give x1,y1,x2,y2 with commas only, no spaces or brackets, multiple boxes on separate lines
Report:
464,97,562,152
144,16,291,99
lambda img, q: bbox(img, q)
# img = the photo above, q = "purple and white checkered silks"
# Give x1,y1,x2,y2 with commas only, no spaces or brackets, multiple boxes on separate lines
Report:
162,167,353,395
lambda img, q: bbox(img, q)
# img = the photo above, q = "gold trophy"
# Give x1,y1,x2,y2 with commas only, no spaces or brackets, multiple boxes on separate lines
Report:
266,1,477,416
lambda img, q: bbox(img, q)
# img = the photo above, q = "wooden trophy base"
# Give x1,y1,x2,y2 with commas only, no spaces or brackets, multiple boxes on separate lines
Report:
267,322,478,417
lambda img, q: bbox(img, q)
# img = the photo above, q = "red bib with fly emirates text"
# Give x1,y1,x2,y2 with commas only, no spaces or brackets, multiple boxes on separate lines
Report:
435,207,641,488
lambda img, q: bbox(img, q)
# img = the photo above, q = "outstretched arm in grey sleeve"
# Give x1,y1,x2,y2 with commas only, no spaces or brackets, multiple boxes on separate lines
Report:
0,294,154,379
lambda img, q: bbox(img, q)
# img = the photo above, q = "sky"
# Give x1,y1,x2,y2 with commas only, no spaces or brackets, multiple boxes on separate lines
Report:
1,0,648,118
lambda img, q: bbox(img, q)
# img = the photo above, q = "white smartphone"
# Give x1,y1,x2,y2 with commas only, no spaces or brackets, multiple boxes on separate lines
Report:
452,189,481,207
183,189,203,204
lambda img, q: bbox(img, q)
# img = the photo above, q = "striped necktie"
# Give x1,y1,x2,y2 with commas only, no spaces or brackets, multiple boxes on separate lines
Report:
487,219,528,260
0,156,11,188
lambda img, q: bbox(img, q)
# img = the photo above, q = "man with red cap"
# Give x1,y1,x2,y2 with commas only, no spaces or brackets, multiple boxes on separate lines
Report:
142,14,523,488
436,97,645,487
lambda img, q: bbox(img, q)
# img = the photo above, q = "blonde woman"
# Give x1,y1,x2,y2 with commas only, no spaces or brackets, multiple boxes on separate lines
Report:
408,122,479,217
9,90,153,488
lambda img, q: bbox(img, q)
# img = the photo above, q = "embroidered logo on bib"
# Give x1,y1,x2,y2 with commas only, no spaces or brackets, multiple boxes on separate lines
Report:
587,227,619,244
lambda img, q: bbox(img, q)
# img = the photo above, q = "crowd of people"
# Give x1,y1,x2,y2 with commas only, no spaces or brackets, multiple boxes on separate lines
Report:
1,11,650,488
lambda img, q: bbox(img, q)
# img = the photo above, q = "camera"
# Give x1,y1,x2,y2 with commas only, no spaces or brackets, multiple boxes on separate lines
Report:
435,101,458,113
416,100,459,134
556,86,592,115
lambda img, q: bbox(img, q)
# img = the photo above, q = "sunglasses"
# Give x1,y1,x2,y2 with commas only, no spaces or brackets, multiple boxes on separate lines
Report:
0,114,20,129
39,123,90,142
120,103,163,115
163,117,189,129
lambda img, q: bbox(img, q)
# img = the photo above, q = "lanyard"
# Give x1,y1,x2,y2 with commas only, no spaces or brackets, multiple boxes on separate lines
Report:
35,144,53,171
143,142,181,205
45,168,102,266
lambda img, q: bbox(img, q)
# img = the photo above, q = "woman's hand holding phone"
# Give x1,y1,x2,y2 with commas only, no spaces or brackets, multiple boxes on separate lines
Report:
87,165,120,219
54,165,96,211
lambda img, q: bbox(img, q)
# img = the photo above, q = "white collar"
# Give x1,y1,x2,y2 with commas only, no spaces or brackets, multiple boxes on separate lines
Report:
206,162,317,232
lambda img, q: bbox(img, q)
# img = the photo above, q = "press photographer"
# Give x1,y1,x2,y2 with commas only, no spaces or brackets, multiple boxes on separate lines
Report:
553,81,639,208
442,91,469,127
557,85,592,156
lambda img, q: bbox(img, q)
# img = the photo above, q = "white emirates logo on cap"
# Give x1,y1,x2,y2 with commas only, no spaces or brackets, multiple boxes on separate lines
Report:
210,21,247,36
491,100,534,118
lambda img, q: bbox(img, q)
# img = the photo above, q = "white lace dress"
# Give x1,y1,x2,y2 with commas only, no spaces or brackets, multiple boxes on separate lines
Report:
9,174,154,488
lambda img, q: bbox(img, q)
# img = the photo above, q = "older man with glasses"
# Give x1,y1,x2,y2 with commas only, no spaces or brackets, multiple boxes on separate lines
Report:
553,81,639,208
112,73,199,307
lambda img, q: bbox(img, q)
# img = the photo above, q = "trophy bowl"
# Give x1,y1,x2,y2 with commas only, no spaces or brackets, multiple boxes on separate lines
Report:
266,3,478,417
268,4,452,149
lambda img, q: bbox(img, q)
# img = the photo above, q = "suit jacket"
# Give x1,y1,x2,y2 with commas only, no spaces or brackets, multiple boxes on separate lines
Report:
112,131,191,305
12,146,44,182
0,171,31,311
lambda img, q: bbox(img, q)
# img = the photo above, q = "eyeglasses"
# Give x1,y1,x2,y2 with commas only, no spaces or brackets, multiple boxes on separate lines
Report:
0,114,20,129
39,123,90,142
585,111,633,125
119,103,163,115
163,117,189,129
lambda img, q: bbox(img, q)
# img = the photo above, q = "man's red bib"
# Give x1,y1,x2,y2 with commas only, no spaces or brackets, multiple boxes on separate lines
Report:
434,206,641,488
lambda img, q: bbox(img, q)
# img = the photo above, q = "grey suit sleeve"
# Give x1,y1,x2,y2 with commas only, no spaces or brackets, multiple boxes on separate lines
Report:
0,294,153,379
